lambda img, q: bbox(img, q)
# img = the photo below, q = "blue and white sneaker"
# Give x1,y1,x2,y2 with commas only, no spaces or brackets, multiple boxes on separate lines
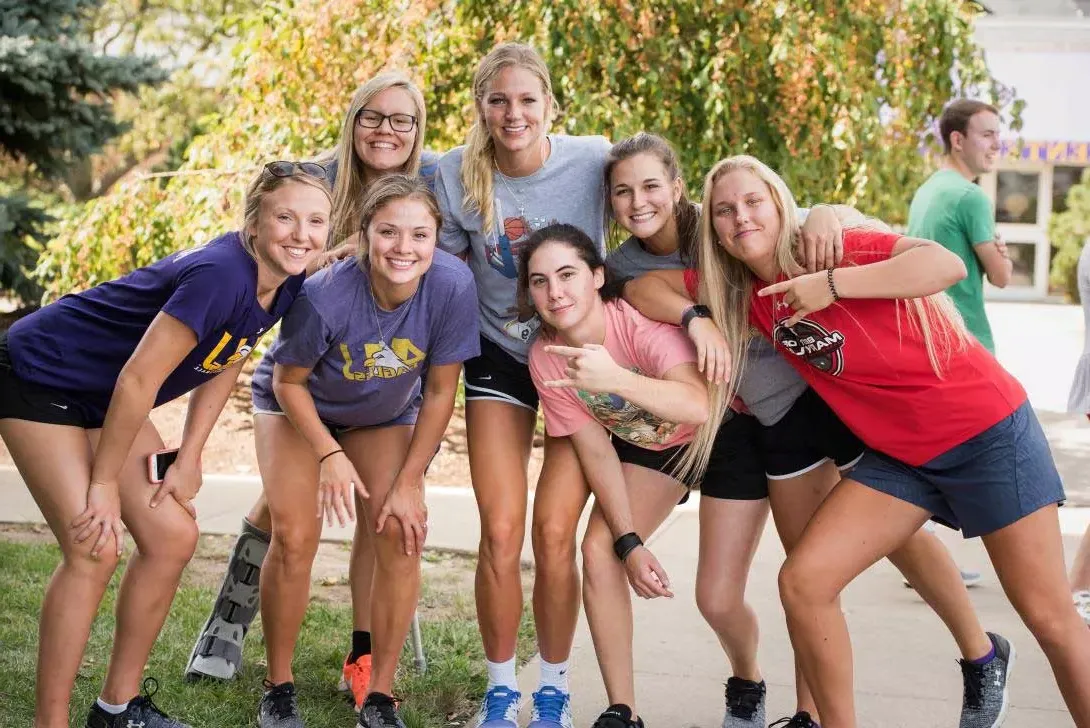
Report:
472,686,521,728
527,686,573,728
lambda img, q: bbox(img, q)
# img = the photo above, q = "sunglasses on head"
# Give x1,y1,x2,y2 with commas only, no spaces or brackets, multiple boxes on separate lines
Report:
263,161,327,178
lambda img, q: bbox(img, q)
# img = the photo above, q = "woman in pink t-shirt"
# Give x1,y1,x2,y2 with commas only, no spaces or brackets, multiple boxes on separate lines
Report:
516,222,708,728
679,155,1088,726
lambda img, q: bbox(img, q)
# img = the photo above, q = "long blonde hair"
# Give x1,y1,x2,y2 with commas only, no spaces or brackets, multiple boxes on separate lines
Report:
317,71,427,247
675,155,969,483
461,43,556,234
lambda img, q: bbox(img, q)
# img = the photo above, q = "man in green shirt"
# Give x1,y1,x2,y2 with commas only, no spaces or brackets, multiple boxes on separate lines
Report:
908,99,1013,353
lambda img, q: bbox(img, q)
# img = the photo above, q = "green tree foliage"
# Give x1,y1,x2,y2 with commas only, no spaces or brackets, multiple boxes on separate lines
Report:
0,0,166,301
39,0,1019,299
1049,168,1090,302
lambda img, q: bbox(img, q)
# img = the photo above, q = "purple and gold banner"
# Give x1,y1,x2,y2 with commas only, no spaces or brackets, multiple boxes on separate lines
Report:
999,140,1090,164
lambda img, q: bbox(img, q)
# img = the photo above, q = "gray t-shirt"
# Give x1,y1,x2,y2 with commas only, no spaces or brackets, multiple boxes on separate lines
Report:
251,251,480,428
435,134,612,363
606,234,807,426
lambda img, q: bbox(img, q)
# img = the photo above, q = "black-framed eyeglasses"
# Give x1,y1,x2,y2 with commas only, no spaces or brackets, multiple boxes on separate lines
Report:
264,161,327,178
355,109,417,133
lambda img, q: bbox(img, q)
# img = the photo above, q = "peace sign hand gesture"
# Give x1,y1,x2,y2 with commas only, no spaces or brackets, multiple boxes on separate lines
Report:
543,343,625,394
757,271,836,327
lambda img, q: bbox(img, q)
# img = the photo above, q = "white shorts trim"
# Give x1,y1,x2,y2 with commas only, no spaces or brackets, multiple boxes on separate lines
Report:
766,457,830,481
464,383,537,412
839,452,864,471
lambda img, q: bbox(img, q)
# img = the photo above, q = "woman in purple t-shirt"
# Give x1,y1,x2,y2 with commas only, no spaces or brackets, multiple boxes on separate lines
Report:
519,223,708,728
0,163,330,728
247,175,479,728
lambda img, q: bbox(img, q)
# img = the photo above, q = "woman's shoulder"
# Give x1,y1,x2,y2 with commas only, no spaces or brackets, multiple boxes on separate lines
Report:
437,146,468,177
425,250,476,288
553,134,611,159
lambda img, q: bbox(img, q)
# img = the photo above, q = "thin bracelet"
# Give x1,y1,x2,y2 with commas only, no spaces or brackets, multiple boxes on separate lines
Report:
826,267,840,303
319,448,345,464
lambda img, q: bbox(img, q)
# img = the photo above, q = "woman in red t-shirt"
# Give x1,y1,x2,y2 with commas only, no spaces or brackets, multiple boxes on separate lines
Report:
681,155,1088,726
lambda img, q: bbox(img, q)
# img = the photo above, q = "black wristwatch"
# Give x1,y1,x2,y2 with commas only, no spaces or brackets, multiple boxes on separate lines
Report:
680,304,712,330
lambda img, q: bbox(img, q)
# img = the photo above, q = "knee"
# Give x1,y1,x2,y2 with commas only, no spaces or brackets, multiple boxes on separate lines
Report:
62,541,121,582
580,533,618,584
480,517,525,568
778,555,835,615
532,517,577,569
373,519,421,569
1019,600,1077,649
696,574,747,625
134,515,199,569
270,522,320,569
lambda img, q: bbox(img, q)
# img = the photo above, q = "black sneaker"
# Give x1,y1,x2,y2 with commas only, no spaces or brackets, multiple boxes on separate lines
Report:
591,704,644,728
959,632,1015,728
258,680,304,728
769,711,819,728
85,678,192,728
721,677,765,727
358,692,405,728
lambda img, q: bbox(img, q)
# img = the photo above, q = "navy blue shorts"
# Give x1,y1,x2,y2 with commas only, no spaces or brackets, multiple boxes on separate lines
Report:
849,401,1065,538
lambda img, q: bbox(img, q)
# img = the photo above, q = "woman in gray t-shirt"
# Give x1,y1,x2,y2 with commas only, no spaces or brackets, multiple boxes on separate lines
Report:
433,42,609,726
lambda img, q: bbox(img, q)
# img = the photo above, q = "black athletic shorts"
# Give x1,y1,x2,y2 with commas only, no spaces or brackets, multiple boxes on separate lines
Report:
463,335,539,412
0,333,102,428
610,434,692,504
760,387,863,480
700,411,769,501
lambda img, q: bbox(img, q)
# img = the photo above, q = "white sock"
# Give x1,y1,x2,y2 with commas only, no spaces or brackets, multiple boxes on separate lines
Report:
538,658,570,692
96,698,129,715
486,656,518,690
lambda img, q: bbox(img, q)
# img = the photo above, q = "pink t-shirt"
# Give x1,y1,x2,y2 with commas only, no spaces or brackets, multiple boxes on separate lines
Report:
528,299,699,450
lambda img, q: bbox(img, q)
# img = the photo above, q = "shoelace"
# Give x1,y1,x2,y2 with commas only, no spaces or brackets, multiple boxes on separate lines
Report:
366,693,400,726
724,678,763,719
769,711,816,728
960,660,986,709
129,677,173,719
262,680,298,720
482,687,519,721
532,688,568,721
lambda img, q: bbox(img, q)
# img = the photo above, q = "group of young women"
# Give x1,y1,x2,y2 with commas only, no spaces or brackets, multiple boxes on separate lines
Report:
4,40,1089,728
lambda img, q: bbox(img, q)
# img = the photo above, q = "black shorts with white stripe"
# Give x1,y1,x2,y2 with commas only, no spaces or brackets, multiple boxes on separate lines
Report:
462,335,539,412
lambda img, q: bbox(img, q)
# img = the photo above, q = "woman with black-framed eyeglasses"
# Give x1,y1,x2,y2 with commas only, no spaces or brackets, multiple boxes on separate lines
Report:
0,163,330,728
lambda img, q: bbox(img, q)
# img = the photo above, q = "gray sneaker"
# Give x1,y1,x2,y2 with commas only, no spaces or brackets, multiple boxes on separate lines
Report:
85,678,192,728
959,632,1015,728
259,681,305,728
721,677,765,727
358,693,406,728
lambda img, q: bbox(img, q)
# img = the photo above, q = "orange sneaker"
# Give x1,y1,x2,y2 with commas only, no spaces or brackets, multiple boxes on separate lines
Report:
339,653,373,713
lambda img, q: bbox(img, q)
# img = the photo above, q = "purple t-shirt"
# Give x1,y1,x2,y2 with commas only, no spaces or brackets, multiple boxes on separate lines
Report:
251,250,480,428
6,232,302,422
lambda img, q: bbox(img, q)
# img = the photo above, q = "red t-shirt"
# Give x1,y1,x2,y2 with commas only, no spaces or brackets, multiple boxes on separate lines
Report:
684,229,1026,466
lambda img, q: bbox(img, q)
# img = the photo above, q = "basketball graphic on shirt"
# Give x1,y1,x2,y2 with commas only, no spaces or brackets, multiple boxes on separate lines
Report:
504,216,528,241
773,318,845,376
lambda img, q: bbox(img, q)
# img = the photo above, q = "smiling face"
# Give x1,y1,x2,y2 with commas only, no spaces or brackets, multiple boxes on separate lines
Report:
527,240,604,334
365,196,438,292
480,65,550,158
247,180,329,278
610,152,682,242
709,168,783,269
353,86,419,175
953,109,1001,176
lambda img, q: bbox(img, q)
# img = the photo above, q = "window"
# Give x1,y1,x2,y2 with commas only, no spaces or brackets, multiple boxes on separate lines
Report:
1005,241,1036,288
1053,166,1087,214
995,171,1039,224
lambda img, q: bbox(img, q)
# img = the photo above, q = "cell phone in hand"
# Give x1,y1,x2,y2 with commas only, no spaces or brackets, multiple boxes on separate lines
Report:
147,448,180,484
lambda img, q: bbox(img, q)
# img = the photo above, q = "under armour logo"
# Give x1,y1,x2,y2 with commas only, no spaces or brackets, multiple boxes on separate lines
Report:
126,721,146,728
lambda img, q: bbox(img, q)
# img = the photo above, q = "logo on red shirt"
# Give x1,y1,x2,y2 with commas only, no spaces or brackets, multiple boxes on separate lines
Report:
773,318,845,376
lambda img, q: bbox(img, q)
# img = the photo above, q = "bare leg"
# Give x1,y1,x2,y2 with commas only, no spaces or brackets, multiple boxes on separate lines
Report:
581,463,687,719
466,400,535,663
983,505,1090,725
0,419,116,728
531,435,589,664
246,493,273,533
778,479,929,728
695,496,768,682
1070,523,1090,592
256,415,321,685
351,507,376,634
97,420,200,703
341,425,420,697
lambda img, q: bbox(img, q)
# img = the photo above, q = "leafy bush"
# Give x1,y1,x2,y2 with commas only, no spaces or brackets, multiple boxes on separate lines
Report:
1049,168,1090,302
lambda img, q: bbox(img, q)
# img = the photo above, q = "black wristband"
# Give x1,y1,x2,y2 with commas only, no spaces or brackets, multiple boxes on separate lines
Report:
680,304,712,330
319,448,345,464
826,267,840,303
613,532,643,561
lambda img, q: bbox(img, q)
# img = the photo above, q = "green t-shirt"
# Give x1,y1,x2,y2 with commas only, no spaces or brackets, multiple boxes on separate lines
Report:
907,168,996,352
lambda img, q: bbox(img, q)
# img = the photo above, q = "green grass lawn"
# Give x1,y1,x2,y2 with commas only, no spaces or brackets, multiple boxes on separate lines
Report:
0,534,536,728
